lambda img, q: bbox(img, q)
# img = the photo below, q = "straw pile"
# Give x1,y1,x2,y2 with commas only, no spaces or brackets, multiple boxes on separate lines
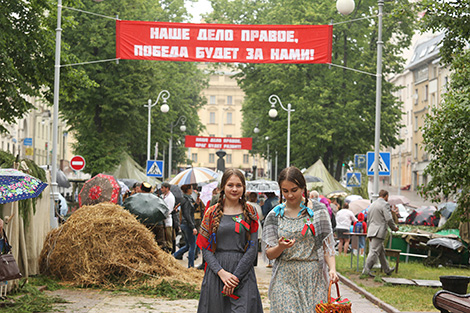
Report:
39,202,203,287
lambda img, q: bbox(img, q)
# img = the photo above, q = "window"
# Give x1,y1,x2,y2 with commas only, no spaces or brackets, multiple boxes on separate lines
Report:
414,66,428,83
414,144,418,159
226,154,232,163
209,134,215,137
209,154,215,163
243,154,249,163
414,116,418,132
226,112,233,124
424,85,428,101
226,134,232,138
191,153,197,162
227,96,233,105
210,95,216,104
209,112,215,124
414,89,418,105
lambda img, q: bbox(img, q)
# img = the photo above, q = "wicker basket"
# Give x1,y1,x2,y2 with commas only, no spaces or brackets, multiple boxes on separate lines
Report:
315,281,352,313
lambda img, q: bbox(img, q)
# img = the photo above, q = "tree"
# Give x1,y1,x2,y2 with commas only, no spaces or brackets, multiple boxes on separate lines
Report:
58,0,208,175
418,0,470,215
207,0,415,179
0,0,90,133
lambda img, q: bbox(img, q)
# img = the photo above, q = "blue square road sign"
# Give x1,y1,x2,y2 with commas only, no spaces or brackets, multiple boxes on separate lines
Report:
146,160,164,178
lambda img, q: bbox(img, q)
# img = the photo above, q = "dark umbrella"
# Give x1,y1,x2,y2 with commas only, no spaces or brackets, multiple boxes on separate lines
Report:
0,168,48,204
120,178,139,189
304,174,323,183
438,202,457,219
405,206,439,226
79,174,121,207
123,193,169,224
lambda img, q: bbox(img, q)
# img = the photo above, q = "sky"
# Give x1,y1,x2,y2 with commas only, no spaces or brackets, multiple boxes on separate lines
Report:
185,0,212,23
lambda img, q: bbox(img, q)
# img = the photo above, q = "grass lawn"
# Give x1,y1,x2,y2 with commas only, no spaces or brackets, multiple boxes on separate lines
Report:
336,254,470,312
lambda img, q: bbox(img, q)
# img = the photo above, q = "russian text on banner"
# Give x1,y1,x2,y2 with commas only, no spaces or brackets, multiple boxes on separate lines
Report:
116,21,333,64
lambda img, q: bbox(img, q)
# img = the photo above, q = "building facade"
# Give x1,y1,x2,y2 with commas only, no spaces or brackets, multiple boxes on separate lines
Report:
389,33,450,191
186,65,265,177
0,96,73,170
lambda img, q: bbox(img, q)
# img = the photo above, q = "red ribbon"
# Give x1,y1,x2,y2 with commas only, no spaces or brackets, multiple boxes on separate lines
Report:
232,215,250,233
301,218,315,236
222,290,240,299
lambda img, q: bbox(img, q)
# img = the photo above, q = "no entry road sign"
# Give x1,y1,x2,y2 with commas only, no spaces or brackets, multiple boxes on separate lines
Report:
70,155,86,171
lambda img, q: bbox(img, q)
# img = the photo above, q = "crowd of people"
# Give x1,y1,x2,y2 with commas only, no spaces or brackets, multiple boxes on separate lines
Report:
94,166,398,312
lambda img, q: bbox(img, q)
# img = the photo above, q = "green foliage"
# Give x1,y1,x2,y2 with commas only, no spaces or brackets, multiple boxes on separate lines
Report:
1,281,66,313
0,150,46,224
419,0,470,66
111,280,200,300
58,0,208,175
351,169,369,199
419,51,470,215
0,0,92,134
207,0,415,179
337,254,470,311
27,275,64,292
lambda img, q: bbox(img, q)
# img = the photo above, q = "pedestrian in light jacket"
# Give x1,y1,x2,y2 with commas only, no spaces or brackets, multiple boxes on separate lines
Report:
362,189,399,277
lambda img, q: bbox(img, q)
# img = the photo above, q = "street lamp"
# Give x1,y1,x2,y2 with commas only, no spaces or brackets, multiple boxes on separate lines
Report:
268,94,295,168
265,136,271,179
336,0,383,201
144,90,170,160
168,116,186,179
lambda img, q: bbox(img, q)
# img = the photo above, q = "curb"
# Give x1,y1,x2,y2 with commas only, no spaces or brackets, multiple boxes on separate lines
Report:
338,273,401,313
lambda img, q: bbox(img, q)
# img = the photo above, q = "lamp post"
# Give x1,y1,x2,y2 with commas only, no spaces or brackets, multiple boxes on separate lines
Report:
337,0,383,201
265,136,270,179
145,90,170,161
268,94,294,168
168,116,186,179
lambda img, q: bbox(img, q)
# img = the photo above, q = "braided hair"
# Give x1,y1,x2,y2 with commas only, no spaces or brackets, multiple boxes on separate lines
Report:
211,168,253,251
278,166,309,208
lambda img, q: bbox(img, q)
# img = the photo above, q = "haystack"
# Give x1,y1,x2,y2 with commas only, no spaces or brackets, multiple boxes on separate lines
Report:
39,203,203,287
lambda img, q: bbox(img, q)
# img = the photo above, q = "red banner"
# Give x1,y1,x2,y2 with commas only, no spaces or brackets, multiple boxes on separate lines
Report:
116,21,332,64
185,136,252,150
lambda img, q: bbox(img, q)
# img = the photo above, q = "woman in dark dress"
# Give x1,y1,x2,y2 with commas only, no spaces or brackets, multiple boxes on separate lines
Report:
196,169,263,313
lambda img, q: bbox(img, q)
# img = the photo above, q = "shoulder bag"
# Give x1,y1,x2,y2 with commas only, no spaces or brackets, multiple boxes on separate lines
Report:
0,230,22,282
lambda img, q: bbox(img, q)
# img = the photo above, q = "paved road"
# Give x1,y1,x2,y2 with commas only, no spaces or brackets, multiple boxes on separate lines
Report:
47,255,394,313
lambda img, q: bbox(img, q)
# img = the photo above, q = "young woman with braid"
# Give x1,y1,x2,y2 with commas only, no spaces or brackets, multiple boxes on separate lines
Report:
196,168,263,313
262,166,338,312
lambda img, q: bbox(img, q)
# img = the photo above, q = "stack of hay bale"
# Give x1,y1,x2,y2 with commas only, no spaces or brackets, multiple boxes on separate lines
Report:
39,203,202,287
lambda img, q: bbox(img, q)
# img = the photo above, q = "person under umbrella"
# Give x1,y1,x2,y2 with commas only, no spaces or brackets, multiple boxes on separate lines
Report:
173,184,197,268
160,182,176,253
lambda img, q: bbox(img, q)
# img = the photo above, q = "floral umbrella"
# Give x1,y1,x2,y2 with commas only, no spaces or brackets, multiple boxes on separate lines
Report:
169,167,218,186
0,168,48,204
79,174,121,207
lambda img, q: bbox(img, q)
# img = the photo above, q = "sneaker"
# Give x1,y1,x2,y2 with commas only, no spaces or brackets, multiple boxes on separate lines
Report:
173,254,183,260
266,264,273,268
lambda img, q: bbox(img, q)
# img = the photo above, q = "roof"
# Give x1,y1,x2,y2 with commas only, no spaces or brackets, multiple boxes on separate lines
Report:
406,33,444,70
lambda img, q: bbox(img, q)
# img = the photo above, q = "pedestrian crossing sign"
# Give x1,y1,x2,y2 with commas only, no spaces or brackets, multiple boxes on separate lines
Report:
346,172,361,187
146,160,164,178
366,151,391,176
